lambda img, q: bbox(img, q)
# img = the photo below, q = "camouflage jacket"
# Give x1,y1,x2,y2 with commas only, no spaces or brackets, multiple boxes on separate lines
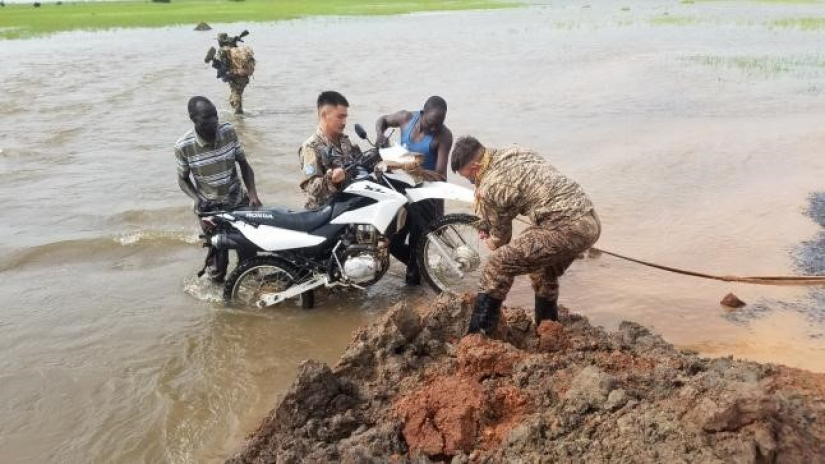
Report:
216,46,231,65
476,145,595,246
298,128,358,209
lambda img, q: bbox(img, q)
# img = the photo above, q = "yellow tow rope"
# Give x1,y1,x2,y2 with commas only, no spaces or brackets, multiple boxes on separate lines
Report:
590,247,825,286
505,217,825,286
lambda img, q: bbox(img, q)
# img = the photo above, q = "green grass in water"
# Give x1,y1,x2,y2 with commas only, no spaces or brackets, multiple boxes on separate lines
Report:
649,14,699,26
683,54,825,76
772,17,825,30
0,0,515,40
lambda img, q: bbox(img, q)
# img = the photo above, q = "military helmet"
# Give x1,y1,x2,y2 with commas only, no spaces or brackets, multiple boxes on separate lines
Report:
216,32,229,44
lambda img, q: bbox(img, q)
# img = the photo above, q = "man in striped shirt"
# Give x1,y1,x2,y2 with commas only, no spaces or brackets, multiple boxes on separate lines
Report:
175,96,262,282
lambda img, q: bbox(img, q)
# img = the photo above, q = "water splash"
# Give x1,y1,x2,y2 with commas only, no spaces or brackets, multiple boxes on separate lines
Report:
117,229,200,246
182,274,225,304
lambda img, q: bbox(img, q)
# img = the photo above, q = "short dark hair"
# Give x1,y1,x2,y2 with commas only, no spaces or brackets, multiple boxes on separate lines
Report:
451,136,484,173
188,96,213,116
423,95,447,112
317,91,349,110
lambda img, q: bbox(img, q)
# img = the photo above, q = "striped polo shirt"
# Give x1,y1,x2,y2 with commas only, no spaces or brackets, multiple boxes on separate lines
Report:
174,122,247,207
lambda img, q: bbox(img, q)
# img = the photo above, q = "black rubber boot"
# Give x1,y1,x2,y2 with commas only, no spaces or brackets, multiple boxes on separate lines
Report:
209,248,230,284
405,260,421,286
467,293,504,335
534,295,559,325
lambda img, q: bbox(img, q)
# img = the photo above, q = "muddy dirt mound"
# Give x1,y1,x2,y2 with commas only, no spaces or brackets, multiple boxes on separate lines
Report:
228,294,825,463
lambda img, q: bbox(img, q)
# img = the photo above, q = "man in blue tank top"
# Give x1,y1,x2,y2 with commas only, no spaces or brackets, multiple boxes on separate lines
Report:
375,96,453,177
374,96,454,285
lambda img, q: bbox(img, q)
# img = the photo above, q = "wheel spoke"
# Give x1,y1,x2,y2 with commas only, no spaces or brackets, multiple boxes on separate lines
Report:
420,216,488,295
230,263,295,308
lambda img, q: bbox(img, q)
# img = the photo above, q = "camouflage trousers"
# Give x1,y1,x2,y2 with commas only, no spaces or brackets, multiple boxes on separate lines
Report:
480,210,601,301
228,77,249,114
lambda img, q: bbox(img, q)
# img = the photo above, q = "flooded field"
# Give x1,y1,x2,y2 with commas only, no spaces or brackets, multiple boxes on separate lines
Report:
3,1,825,462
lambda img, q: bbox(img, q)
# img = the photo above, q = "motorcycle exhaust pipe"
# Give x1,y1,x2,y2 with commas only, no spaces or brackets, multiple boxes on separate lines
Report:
211,231,255,250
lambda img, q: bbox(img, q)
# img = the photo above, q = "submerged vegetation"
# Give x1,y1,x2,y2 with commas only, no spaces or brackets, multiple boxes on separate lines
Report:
772,17,825,30
649,14,700,26
0,0,513,40
682,54,825,76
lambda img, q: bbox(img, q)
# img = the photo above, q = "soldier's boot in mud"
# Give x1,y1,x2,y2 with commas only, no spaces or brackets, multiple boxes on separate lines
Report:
405,259,421,286
534,295,559,325
467,293,503,335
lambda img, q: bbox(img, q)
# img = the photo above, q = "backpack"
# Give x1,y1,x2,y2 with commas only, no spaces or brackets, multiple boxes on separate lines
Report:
228,46,255,77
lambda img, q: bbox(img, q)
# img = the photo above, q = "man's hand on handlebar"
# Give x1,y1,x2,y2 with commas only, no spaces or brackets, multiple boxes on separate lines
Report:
330,167,346,184
195,199,222,215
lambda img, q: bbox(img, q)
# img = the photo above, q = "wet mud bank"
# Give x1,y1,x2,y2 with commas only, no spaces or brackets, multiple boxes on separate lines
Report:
228,294,825,463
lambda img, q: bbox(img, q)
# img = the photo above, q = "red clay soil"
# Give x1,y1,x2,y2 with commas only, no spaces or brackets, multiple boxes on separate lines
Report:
395,336,532,456
537,320,567,352
395,374,483,456
770,366,825,397
227,293,825,464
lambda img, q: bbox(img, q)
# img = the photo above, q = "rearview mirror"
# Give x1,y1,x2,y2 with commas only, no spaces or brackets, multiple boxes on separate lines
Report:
354,124,368,140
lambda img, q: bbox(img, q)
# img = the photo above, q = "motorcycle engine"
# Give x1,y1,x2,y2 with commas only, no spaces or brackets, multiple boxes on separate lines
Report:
339,225,389,284
343,253,380,283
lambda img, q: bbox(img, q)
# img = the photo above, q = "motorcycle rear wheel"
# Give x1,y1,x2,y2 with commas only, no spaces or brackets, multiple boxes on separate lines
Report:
416,214,489,295
223,256,306,308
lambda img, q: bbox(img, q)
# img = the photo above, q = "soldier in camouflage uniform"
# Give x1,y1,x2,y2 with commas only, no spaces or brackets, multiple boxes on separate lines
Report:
451,136,601,335
298,91,360,209
207,32,252,115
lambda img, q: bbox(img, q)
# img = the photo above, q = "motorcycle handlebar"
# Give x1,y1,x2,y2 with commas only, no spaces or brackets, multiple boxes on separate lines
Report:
197,148,383,218
343,148,381,174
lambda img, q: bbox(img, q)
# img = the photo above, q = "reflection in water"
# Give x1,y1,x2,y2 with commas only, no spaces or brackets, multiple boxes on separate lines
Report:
4,1,825,462
724,192,825,330
798,192,825,279
684,310,825,370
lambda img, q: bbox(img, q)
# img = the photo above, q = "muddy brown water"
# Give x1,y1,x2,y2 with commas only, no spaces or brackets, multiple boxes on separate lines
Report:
3,2,825,462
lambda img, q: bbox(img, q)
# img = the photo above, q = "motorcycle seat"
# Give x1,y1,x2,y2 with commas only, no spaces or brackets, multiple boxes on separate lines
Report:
232,205,334,232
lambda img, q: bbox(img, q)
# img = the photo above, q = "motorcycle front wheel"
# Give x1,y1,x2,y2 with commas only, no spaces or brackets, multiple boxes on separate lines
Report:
223,256,306,308
416,214,489,295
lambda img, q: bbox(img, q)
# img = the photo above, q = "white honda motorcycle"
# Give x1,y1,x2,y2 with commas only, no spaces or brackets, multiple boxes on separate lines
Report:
199,124,490,308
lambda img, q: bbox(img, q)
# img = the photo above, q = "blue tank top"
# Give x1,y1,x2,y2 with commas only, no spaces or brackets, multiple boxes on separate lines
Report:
400,111,437,170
